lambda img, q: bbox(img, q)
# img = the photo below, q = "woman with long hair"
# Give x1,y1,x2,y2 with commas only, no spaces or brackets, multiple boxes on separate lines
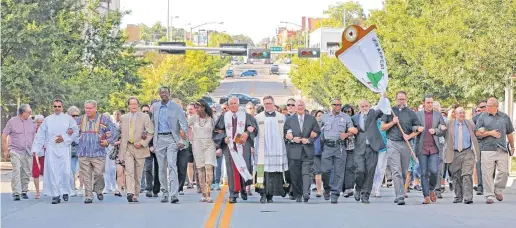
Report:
188,99,218,203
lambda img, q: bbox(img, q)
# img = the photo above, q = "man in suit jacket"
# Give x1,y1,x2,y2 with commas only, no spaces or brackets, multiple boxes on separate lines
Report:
351,100,385,203
119,97,154,203
444,107,480,204
284,99,320,202
151,87,188,204
415,94,446,204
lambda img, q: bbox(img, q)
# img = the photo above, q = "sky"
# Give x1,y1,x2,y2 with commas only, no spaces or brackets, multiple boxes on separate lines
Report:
120,0,384,43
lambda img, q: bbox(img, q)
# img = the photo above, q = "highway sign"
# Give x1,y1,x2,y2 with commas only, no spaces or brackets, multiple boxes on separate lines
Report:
271,46,283,52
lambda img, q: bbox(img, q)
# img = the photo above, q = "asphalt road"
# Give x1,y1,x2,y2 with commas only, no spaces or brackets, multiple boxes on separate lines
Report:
209,63,297,106
2,169,516,228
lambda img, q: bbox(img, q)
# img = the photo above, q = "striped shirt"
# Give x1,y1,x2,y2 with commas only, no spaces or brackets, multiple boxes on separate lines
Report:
76,113,118,158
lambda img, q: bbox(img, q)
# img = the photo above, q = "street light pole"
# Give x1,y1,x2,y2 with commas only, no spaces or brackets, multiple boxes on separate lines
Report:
167,0,169,41
189,21,224,45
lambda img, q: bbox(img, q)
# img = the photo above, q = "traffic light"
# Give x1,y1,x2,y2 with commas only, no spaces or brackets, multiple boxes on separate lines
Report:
298,48,320,58
158,42,186,55
220,43,247,56
248,49,271,59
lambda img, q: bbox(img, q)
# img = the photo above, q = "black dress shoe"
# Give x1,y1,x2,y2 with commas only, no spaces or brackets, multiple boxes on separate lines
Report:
115,192,122,197
229,197,237,204
21,193,29,199
453,198,463,203
303,193,310,202
323,190,330,200
267,198,273,203
63,194,69,201
52,197,60,204
397,198,405,205
127,193,134,202
171,196,179,204
161,195,169,203
330,194,339,204
153,193,159,197
260,195,267,204
464,200,473,204
361,196,370,204
241,192,248,201
13,195,20,201
84,198,93,204
354,189,361,202
476,185,484,195
97,193,104,201
289,195,296,200
146,192,153,198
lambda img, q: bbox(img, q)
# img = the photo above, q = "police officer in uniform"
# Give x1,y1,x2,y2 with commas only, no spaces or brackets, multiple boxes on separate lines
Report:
320,98,358,203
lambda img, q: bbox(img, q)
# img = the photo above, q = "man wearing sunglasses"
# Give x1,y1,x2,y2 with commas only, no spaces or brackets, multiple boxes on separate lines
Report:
320,98,358,203
31,99,79,204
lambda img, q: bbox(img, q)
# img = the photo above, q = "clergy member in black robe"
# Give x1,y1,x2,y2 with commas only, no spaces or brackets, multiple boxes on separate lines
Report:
213,102,258,204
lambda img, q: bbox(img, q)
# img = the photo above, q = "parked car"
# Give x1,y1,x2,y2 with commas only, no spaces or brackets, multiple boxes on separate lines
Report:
269,65,279,75
240,69,257,77
225,69,234,78
202,96,215,107
284,58,292,64
219,93,261,105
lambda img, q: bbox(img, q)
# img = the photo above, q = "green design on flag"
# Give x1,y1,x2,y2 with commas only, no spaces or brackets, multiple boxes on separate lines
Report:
366,71,383,89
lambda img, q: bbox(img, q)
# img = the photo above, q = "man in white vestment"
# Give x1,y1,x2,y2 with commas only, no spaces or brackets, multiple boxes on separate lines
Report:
31,99,79,204
254,96,290,203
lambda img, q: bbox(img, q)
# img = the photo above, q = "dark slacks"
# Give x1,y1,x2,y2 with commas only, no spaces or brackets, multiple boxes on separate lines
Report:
354,144,378,196
289,150,314,198
143,152,160,194
177,147,190,192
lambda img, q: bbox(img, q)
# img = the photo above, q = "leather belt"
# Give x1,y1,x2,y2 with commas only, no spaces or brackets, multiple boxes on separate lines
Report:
454,147,470,152
158,132,172,135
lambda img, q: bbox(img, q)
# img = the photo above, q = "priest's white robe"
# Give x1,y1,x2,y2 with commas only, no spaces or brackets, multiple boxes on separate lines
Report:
31,113,79,197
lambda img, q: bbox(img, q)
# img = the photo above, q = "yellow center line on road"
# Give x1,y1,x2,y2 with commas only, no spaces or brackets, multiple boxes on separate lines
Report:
204,186,228,228
219,199,234,228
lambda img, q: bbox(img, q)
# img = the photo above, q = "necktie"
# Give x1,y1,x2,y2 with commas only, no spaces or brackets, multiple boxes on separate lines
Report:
457,123,463,151
299,116,304,132
360,114,366,130
129,114,135,143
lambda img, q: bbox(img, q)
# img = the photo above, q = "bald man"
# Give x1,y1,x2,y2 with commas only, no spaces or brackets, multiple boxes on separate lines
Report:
474,97,514,204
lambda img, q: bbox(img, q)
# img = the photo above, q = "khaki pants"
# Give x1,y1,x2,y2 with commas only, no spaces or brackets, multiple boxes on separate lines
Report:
449,149,475,201
9,151,32,195
79,157,105,199
481,150,509,200
124,144,145,197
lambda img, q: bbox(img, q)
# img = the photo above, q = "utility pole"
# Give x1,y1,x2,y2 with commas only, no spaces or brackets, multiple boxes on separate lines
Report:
167,0,170,41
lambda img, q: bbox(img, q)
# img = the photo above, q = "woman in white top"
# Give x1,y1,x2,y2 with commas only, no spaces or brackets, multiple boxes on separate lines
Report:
188,99,217,203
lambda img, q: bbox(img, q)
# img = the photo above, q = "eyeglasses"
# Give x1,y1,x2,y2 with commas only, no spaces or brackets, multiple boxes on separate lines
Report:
53,106,62,108
287,104,295,107
72,115,79,117
331,104,342,107
143,111,149,113
263,103,273,105
479,105,486,109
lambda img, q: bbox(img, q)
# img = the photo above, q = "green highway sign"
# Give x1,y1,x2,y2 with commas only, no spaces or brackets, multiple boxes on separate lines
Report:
270,46,283,52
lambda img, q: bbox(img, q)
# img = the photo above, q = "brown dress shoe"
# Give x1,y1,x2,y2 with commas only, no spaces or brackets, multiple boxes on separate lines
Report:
423,197,431,204
429,191,437,202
